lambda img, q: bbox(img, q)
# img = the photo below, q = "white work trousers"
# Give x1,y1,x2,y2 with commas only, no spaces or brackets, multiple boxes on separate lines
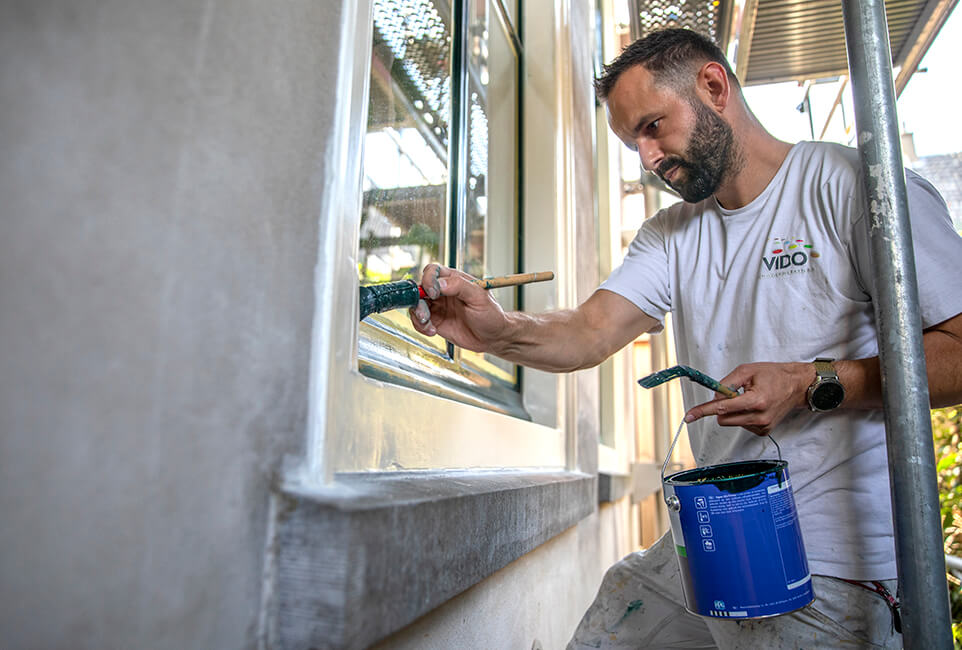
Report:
568,533,901,649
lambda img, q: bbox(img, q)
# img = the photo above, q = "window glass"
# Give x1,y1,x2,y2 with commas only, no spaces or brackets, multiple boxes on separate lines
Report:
361,0,452,352
359,0,524,407
459,0,520,381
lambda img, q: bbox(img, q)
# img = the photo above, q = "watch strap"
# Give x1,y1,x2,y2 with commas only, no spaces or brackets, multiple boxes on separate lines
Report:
808,357,844,412
813,357,837,379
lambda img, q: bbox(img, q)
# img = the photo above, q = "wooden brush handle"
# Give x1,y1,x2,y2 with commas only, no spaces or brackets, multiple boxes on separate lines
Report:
472,271,554,289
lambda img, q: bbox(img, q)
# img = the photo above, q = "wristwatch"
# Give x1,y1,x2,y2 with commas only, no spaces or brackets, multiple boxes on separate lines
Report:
807,358,845,412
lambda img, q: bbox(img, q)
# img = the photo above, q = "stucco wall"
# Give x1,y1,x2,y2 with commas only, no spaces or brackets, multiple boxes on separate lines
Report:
0,1,335,646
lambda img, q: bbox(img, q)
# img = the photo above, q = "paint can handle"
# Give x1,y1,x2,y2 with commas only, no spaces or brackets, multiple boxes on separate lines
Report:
661,418,688,484
660,419,783,486
766,433,782,462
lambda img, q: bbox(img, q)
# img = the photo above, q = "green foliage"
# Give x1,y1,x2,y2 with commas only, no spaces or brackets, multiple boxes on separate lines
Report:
932,406,962,645
403,223,440,254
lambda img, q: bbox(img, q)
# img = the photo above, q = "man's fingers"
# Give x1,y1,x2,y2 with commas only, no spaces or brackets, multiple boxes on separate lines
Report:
685,392,753,422
687,397,776,437
433,269,491,305
420,264,479,301
408,299,438,336
719,367,750,392
421,264,444,299
412,299,431,325
685,396,732,423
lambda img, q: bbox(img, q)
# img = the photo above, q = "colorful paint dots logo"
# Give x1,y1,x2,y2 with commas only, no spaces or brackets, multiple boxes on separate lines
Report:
762,237,819,272
770,237,819,258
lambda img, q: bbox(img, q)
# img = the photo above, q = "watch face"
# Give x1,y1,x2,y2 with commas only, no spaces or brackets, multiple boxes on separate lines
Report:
812,381,845,411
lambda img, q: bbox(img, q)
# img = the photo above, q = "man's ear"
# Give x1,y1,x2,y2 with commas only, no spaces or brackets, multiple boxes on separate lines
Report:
696,61,732,112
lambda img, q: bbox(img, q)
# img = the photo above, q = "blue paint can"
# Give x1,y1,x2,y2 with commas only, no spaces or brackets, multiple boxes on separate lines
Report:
661,428,814,619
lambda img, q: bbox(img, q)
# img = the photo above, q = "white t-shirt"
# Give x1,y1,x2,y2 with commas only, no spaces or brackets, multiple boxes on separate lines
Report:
601,141,962,580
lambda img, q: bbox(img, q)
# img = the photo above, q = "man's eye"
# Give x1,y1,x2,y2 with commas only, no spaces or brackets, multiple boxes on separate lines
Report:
648,119,661,132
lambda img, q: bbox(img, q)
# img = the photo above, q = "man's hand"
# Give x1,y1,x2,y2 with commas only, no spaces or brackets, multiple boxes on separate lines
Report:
408,264,509,353
684,362,816,436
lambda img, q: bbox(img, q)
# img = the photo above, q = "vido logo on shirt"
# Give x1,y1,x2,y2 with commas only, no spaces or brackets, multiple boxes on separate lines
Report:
761,237,820,276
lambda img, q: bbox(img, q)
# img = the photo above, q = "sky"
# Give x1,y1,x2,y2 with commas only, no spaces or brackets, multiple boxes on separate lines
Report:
742,3,962,158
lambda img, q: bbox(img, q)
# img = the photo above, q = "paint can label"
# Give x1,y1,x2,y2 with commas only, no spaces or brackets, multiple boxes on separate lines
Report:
664,460,814,619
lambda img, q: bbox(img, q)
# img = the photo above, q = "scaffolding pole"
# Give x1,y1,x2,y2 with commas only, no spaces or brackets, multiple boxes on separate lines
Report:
841,0,953,646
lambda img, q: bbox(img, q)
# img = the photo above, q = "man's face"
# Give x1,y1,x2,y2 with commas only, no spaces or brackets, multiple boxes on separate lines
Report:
606,65,736,203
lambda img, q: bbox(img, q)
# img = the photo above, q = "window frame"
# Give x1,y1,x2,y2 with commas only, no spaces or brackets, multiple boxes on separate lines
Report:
356,0,528,417
307,0,577,478
308,0,589,475
265,1,601,645
593,0,636,488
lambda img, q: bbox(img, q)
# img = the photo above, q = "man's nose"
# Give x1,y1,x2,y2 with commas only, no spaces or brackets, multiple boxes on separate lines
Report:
637,140,662,173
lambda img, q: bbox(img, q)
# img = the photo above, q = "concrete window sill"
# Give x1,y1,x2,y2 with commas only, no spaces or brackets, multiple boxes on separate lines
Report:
266,469,594,649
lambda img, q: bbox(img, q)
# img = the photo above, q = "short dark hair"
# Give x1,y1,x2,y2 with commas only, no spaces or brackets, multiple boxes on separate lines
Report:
594,27,739,100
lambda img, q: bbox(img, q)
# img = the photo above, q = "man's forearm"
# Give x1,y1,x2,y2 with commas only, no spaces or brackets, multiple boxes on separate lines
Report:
411,270,660,374
836,314,962,410
834,357,882,409
487,291,659,373
490,308,614,372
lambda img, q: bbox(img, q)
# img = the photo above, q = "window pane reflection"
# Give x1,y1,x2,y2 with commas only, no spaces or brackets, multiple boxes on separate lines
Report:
359,0,523,396
361,0,451,289
460,0,519,381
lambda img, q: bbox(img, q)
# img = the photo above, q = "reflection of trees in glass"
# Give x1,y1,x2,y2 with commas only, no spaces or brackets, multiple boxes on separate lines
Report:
359,215,440,284
358,0,520,387
358,183,445,283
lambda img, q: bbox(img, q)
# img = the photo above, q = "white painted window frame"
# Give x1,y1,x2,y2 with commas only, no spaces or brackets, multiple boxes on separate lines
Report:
594,0,636,485
305,0,593,479
264,3,601,646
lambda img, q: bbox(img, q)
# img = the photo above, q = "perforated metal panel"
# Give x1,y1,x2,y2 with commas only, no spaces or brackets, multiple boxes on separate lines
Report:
371,0,452,143
633,0,726,42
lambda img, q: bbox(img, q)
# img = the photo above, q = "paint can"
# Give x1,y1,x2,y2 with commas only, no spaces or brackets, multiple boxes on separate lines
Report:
661,423,814,619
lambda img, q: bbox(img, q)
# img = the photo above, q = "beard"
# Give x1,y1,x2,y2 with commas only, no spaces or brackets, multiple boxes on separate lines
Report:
656,98,740,203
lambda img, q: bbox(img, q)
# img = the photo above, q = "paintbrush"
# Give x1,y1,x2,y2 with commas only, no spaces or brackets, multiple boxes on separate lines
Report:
358,271,555,321
638,364,739,398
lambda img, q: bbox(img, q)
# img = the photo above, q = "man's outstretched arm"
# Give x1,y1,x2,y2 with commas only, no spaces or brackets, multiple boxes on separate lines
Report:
408,263,659,372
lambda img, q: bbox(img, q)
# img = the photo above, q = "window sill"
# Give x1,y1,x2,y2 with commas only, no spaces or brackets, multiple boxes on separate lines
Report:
598,471,632,503
268,469,594,648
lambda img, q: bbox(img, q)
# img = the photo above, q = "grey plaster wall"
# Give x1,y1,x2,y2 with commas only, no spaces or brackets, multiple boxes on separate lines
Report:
0,1,340,646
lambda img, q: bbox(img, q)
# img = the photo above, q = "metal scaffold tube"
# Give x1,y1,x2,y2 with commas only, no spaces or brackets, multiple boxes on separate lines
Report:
840,0,953,646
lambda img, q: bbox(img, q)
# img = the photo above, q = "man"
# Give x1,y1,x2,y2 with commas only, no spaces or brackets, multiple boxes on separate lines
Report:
409,28,962,648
